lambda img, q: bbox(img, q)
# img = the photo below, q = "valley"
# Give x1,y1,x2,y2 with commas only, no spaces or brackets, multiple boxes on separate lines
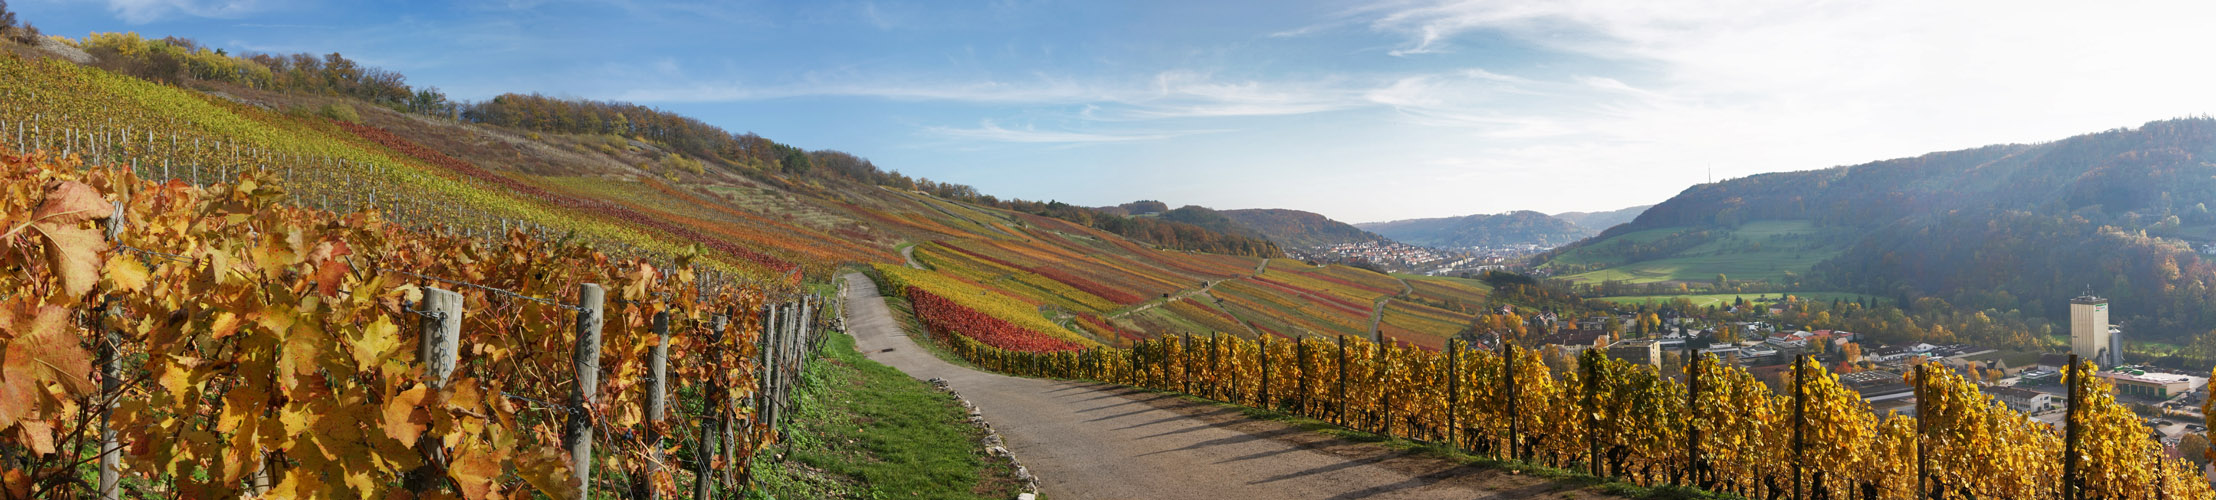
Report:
5,4,2216,499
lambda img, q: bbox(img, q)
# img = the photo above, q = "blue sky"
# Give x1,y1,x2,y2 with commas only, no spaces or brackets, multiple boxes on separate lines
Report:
18,1,2216,223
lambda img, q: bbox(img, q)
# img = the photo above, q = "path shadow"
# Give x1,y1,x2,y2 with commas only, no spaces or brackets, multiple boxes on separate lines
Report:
1112,407,1242,430
1139,426,1306,458
1249,450,1418,485
1135,422,1219,440
1319,463,1510,500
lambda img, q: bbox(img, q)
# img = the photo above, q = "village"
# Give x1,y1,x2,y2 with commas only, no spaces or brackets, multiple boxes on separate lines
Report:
1510,293,2214,465
1292,240,1530,275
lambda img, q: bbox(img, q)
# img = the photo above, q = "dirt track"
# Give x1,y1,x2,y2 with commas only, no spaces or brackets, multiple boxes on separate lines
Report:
841,273,1609,500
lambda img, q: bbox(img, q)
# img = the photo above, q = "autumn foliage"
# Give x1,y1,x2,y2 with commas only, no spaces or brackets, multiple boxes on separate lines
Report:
0,150,779,498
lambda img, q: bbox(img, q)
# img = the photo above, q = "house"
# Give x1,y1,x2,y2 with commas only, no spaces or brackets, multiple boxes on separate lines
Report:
1739,346,1783,366
2098,370,2195,399
2037,353,2072,372
1765,335,1809,350
1534,329,1609,354
1868,347,1913,363
1607,339,1662,367
1841,371,1916,403
1986,386,2056,413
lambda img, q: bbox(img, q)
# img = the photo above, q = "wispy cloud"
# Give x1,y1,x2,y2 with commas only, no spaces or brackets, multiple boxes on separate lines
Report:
924,120,1216,144
615,68,1360,120
104,0,272,23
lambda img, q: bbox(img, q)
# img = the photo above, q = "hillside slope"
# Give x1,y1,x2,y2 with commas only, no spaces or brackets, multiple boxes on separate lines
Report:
1543,118,2216,342
1553,204,1652,232
1218,208,1389,248
0,35,1326,348
1357,210,1591,249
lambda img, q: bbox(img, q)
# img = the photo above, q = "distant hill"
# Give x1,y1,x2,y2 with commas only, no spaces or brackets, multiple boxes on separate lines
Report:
1218,208,1390,248
1540,117,2216,343
1357,211,1592,249
1553,205,1652,232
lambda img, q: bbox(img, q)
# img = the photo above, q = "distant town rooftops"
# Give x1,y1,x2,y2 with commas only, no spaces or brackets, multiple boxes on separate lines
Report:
1987,386,2044,400
2100,369,2192,385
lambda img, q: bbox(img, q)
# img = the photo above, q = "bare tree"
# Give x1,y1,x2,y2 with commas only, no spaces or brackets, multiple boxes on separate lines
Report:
1,0,17,31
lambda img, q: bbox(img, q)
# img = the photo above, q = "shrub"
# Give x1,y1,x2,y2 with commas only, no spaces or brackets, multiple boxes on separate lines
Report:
318,102,360,123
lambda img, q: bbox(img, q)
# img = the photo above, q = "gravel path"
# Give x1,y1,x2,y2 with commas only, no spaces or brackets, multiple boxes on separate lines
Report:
842,273,1610,500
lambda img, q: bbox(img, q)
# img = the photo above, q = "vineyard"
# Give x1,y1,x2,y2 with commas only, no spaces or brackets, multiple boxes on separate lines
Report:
910,322,2216,500
0,53,922,287
0,149,830,498
874,264,1101,350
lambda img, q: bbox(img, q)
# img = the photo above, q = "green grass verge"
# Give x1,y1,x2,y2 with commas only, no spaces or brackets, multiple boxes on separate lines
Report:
746,330,1023,500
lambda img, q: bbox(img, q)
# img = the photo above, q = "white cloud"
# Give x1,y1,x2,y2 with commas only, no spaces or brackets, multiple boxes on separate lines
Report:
924,120,1215,144
1330,0,2216,209
616,68,1359,120
103,0,271,23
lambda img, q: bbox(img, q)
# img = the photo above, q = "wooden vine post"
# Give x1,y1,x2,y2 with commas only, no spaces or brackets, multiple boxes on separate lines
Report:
1791,354,1806,500
1214,334,1232,400
1686,349,1702,487
635,310,672,500
1296,337,1310,416
1913,362,1926,497
1259,335,1272,409
1258,336,1276,409
406,287,464,492
695,314,728,500
1582,351,1600,477
1336,335,1349,426
2062,354,2082,500
97,202,125,500
1504,342,1520,461
1376,340,1390,434
1447,339,1461,450
1181,334,1194,395
563,284,606,497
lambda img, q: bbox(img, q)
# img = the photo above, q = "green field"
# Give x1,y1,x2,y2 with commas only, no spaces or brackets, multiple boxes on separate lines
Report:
747,331,1024,498
1595,291,1882,308
1551,220,1850,285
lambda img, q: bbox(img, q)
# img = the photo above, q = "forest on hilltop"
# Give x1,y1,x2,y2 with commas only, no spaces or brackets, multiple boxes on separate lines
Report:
1553,118,2216,348
1358,210,1594,248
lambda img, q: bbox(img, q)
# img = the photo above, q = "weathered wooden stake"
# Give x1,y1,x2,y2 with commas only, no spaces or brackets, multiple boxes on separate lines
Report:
2062,354,2082,500
1259,335,1273,409
1792,354,1806,500
1447,339,1461,451
562,284,606,497
97,202,124,500
695,314,727,500
1505,343,1521,461
634,310,671,500
1337,335,1349,426
407,287,464,492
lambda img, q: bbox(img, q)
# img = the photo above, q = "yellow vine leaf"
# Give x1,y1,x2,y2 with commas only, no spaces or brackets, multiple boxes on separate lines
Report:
3,305,96,396
14,420,54,455
9,181,112,298
352,316,401,368
383,385,427,444
448,442,504,500
516,446,580,500
102,254,150,293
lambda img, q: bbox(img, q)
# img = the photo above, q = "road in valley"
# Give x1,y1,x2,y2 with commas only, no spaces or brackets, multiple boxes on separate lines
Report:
841,273,1609,500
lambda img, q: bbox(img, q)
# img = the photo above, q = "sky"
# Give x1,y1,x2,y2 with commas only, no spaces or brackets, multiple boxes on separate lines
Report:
17,0,2216,223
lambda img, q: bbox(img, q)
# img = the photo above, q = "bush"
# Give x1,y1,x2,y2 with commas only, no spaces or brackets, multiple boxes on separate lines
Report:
317,102,360,123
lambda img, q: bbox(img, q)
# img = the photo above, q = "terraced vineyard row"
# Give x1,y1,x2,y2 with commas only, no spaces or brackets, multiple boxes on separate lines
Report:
914,319,2216,500
1,150,820,498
